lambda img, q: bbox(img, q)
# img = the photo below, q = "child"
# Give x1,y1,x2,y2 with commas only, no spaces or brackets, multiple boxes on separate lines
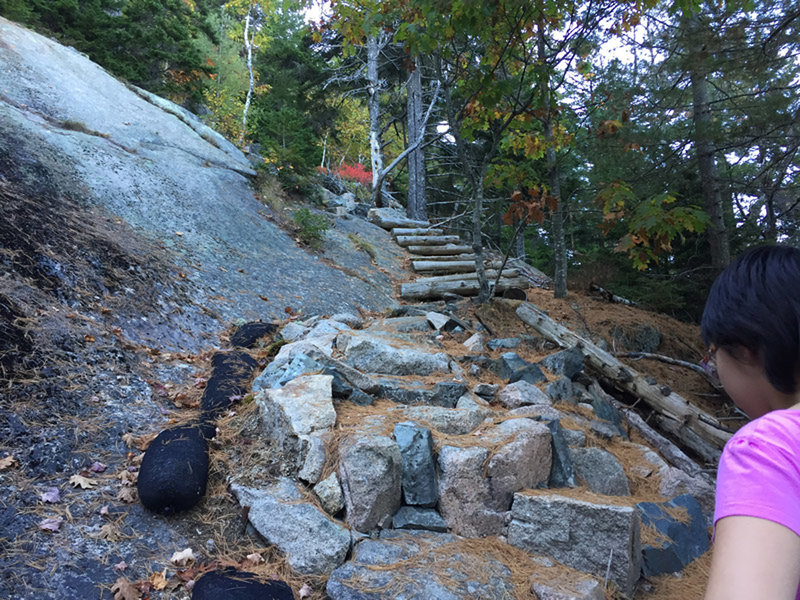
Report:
703,245,800,600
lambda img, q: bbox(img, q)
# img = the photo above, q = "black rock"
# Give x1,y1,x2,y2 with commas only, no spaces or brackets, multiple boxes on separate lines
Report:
201,351,259,417
544,419,576,488
192,568,294,600
637,494,709,576
348,389,375,406
137,424,209,515
491,352,547,384
323,366,353,398
538,347,584,379
230,322,278,348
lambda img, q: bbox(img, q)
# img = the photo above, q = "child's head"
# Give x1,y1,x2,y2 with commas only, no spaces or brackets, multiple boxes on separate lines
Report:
702,245,800,397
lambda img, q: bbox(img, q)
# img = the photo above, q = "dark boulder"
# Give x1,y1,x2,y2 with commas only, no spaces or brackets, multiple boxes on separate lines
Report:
137,424,209,515
192,568,294,600
230,322,278,348
201,351,259,417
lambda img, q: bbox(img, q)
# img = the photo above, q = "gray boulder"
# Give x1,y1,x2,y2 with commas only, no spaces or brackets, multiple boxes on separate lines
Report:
497,380,551,409
437,419,551,537
314,472,345,516
256,375,336,471
509,493,641,597
341,336,450,376
339,435,402,532
232,480,350,575
571,447,631,496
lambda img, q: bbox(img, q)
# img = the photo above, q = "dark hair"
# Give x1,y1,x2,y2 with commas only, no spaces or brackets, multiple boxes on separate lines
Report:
701,245,800,394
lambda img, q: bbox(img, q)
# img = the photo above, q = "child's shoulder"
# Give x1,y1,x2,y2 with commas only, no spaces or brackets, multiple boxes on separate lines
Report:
729,409,800,448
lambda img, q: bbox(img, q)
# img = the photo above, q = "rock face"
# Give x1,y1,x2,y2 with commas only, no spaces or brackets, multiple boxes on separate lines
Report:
508,493,641,597
0,17,400,325
571,448,631,496
637,494,709,575
393,422,438,507
232,480,351,575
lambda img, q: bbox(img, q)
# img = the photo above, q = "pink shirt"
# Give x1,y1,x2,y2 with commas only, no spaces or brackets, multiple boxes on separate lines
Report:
715,409,800,599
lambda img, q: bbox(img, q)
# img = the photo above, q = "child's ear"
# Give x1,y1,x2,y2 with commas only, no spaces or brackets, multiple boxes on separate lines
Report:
726,345,761,366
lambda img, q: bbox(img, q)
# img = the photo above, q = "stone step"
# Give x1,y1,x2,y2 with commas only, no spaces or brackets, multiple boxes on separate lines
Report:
392,227,444,237
407,244,473,256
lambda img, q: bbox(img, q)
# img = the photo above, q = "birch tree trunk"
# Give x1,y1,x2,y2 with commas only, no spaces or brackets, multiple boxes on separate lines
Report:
406,60,427,220
367,34,385,206
688,14,730,270
238,9,255,147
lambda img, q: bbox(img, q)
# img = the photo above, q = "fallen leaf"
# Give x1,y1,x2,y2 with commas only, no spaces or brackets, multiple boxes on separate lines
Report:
299,583,313,598
69,474,97,489
40,487,61,503
117,487,137,504
175,231,184,236
111,577,140,600
113,560,128,572
38,516,64,532
170,548,195,567
96,523,120,541
244,552,263,566
0,455,18,471
149,570,168,591
84,334,96,343
119,469,137,486
100,505,110,517
90,461,107,473
259,295,269,302
121,433,137,448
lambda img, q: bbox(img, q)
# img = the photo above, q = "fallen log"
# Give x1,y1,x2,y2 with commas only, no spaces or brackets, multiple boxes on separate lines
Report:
367,208,428,230
401,276,529,301
587,381,707,477
406,244,473,256
412,259,503,274
396,235,461,247
415,269,519,283
392,227,444,237
515,302,731,453
408,253,477,262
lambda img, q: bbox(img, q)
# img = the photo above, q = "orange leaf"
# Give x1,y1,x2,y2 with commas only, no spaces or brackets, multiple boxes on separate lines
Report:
149,571,168,591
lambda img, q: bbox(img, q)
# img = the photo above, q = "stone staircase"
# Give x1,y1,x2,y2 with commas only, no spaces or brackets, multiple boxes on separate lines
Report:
367,208,531,301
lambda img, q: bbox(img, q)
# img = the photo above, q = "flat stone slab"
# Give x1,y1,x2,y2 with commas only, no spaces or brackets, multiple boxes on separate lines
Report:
326,532,515,600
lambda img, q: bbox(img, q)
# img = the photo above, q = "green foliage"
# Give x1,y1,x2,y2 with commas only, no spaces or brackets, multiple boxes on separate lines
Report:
1,0,213,104
292,208,330,248
347,233,377,261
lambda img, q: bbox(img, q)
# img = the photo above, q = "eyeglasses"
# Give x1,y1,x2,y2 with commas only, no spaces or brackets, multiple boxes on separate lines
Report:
702,344,721,388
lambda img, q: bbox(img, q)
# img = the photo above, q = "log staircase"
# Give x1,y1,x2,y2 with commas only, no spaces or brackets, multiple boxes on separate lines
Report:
367,209,531,301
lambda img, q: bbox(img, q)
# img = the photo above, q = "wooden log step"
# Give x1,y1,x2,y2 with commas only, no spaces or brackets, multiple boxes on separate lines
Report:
392,227,444,237
407,244,473,256
412,259,503,274
368,208,429,230
396,235,461,247
415,269,520,283
401,276,529,301
410,253,477,262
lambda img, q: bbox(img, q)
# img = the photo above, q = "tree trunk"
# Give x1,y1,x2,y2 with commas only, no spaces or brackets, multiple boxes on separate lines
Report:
688,14,730,270
473,178,490,301
367,34,385,206
406,60,427,220
538,21,567,298
514,215,526,260
238,10,255,147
